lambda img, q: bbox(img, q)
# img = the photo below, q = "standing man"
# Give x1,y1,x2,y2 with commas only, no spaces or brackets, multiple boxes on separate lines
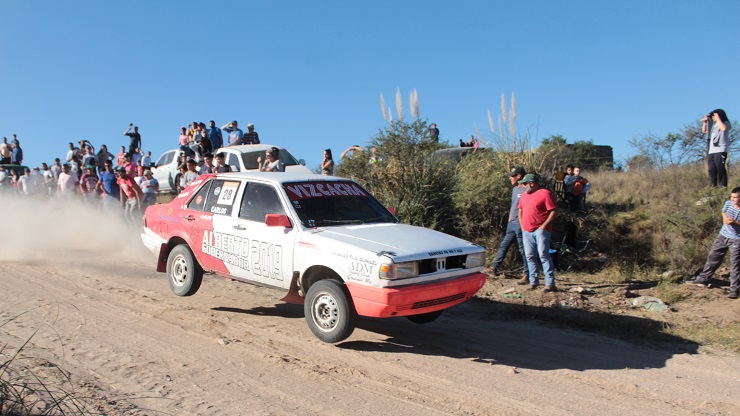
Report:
57,164,79,196
0,137,10,164
116,166,143,227
11,140,23,165
703,109,732,187
429,123,440,142
138,169,159,213
208,120,223,150
97,160,121,213
243,123,260,144
491,167,529,282
685,187,740,299
221,120,243,146
123,123,142,154
518,173,558,292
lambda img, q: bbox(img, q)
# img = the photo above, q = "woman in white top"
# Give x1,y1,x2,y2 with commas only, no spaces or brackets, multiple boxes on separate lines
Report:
257,147,285,172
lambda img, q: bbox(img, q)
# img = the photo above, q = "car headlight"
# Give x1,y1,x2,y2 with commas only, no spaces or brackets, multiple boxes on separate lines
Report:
465,252,486,269
379,261,419,280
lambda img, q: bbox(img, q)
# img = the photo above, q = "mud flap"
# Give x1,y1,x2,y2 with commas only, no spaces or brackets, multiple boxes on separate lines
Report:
280,272,304,305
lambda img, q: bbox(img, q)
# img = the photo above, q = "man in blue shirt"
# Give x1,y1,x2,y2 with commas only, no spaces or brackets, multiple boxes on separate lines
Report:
686,186,740,299
96,160,121,214
208,120,223,150
11,141,23,165
221,120,243,146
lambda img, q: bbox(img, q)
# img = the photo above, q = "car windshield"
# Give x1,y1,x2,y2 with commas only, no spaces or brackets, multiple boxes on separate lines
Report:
283,181,397,228
241,149,300,170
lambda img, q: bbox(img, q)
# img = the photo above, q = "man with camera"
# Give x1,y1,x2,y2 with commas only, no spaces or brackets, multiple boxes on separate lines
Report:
703,109,731,187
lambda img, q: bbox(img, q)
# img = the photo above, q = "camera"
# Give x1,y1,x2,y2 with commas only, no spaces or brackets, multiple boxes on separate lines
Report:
707,112,715,119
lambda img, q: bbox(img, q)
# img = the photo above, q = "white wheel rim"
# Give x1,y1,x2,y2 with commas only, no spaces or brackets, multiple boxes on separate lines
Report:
171,254,188,287
312,293,339,332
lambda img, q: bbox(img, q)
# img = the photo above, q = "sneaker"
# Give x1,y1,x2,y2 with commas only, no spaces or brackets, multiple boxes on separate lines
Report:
516,277,529,285
492,267,501,276
728,292,739,300
527,284,539,291
544,285,557,293
684,278,710,287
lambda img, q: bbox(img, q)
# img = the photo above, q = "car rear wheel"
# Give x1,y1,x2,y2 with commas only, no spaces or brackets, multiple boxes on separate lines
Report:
406,310,443,324
304,280,356,343
166,245,203,296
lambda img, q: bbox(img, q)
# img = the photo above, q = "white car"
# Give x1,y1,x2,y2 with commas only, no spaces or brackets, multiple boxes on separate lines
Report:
140,172,487,343
149,144,312,193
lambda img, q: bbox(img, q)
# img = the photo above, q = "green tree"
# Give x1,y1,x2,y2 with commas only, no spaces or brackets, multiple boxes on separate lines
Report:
335,119,455,232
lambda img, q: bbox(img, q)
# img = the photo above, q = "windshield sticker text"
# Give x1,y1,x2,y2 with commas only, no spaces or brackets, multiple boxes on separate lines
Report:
285,182,368,200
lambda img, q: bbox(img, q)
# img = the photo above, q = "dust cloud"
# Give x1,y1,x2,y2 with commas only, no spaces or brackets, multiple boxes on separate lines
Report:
0,195,148,262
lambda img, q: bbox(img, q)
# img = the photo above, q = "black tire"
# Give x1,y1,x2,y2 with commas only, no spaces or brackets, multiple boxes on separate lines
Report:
304,280,356,343
406,310,443,324
166,245,203,296
174,173,182,193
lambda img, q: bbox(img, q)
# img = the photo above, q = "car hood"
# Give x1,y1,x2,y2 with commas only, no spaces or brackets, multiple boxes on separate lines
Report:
312,223,482,262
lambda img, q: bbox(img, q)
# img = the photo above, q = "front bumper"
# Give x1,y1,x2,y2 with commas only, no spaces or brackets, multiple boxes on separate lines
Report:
346,273,486,318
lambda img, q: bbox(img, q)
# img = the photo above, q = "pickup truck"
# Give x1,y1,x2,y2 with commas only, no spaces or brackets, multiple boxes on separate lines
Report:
148,144,312,193
140,172,487,343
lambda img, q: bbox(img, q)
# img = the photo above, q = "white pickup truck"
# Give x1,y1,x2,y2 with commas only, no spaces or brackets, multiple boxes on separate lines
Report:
140,172,487,343
148,144,312,193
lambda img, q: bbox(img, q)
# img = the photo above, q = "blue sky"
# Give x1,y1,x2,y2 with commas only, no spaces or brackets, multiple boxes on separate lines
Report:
1,0,739,171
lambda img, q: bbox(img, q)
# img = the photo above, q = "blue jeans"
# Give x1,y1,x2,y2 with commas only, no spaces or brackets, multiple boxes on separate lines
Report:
492,221,528,275
522,229,556,287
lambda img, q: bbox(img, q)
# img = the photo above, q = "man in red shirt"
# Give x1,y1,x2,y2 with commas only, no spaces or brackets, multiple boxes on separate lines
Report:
116,166,143,228
517,173,558,292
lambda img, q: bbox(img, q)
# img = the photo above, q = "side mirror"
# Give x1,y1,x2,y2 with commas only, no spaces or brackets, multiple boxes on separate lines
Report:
298,159,306,166
265,214,292,228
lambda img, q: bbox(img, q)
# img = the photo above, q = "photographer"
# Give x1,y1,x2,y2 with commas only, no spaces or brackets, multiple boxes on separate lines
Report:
702,109,731,187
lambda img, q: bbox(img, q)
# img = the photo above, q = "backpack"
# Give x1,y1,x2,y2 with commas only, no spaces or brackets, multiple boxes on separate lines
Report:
572,177,588,196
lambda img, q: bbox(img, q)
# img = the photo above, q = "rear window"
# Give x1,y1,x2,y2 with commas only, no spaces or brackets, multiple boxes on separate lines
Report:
201,179,241,216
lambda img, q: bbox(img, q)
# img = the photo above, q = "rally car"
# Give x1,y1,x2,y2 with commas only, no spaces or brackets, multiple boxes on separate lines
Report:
140,172,486,343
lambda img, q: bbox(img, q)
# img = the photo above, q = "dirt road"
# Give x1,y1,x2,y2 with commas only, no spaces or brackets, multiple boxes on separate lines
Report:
1,200,739,415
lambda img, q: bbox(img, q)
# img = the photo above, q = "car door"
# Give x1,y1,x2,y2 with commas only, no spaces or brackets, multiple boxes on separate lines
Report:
151,150,177,191
195,178,245,275
220,181,296,288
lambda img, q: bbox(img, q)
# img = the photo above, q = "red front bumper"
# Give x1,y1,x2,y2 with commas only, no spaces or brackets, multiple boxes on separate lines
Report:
346,273,487,318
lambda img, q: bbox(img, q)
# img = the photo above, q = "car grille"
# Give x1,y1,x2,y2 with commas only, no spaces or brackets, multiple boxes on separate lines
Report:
396,292,467,311
418,255,466,274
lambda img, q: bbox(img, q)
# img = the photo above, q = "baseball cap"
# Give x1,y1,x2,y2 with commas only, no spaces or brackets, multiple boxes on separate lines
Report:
247,123,254,128
519,173,538,184
508,166,526,177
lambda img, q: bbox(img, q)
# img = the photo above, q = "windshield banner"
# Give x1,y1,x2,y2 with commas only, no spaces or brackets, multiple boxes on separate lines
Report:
284,182,369,200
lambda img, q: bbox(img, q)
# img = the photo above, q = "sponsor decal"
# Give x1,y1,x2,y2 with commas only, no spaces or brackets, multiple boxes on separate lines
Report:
199,214,212,221
196,195,203,204
298,241,320,250
216,181,239,205
191,179,203,187
284,182,368,200
210,206,228,215
428,248,464,257
176,191,190,199
201,230,283,280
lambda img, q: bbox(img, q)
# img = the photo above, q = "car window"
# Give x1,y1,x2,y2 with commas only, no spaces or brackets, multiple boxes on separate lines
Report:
202,179,241,216
283,181,396,227
227,153,241,172
238,182,286,222
187,180,213,212
157,151,174,166
240,148,301,170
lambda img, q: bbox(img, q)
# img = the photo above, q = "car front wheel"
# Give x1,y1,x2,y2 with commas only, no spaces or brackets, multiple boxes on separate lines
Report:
166,245,203,296
304,280,356,343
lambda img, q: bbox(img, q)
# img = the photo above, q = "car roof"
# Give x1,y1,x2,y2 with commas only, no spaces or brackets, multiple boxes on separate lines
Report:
221,144,290,152
211,171,350,185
